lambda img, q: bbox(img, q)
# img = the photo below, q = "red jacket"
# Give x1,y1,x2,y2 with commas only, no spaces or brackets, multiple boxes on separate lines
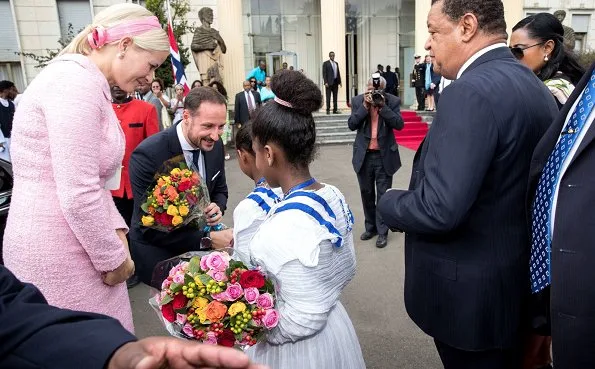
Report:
111,99,159,199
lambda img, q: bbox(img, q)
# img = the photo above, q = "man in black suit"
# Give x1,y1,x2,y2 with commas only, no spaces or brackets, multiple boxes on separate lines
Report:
411,55,426,111
129,87,232,286
0,265,265,369
526,62,595,368
234,80,261,128
348,75,403,248
322,51,342,114
384,65,399,96
378,0,558,368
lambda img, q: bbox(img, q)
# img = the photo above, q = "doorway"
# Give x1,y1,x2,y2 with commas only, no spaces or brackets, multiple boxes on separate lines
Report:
265,51,298,76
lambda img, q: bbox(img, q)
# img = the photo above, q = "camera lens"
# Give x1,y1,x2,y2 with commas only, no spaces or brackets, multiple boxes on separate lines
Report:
372,91,383,105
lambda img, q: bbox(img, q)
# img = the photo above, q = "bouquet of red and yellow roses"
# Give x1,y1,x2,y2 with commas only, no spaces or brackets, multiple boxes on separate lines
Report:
140,155,210,232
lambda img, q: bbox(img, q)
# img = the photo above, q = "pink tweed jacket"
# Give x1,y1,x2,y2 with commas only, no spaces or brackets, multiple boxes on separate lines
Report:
2,54,134,332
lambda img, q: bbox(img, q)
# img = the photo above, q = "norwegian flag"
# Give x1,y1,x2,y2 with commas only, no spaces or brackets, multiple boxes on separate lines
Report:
166,0,190,95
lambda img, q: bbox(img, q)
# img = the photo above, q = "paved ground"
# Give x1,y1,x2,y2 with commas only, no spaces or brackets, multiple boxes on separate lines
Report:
129,143,443,369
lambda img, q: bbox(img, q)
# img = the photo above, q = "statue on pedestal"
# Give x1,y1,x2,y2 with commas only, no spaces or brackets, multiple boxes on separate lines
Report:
554,10,576,51
191,7,227,86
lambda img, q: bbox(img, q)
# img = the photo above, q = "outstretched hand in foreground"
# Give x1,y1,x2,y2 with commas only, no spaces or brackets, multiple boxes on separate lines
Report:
108,337,269,369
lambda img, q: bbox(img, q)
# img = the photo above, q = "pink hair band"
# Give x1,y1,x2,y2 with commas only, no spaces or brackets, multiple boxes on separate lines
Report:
88,16,162,49
274,96,293,108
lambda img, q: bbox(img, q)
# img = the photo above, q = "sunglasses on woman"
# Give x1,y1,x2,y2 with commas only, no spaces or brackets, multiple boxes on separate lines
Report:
509,42,545,60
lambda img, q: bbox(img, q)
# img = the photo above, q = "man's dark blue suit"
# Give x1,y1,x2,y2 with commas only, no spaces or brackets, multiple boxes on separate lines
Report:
527,61,595,369
129,124,228,286
0,265,135,368
378,47,558,354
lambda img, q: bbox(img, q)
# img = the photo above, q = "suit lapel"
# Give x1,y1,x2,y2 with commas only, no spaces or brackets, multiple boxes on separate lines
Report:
552,64,595,169
570,121,595,165
167,124,183,157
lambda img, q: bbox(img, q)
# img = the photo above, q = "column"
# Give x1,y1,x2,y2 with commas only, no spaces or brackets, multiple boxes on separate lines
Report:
503,0,524,39
217,0,245,111
320,0,347,111
415,0,431,57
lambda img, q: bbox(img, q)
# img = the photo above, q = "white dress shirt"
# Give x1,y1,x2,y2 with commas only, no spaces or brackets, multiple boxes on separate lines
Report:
176,122,206,179
245,90,256,111
456,43,508,79
550,88,594,234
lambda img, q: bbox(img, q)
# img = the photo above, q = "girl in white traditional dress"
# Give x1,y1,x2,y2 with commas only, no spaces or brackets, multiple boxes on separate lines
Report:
238,70,366,369
232,122,281,267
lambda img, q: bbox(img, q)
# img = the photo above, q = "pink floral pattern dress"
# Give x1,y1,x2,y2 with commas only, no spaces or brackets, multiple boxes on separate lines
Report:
2,54,133,332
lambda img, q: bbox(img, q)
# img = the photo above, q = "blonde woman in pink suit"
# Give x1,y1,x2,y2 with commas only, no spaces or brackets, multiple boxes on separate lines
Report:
2,4,169,332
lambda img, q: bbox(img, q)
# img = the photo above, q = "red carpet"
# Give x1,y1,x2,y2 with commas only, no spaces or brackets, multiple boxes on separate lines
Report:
394,110,429,151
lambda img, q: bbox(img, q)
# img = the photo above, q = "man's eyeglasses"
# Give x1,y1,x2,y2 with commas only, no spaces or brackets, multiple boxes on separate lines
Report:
509,42,544,60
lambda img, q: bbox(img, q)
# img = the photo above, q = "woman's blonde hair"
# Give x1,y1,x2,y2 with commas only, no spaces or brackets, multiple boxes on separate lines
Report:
60,3,168,56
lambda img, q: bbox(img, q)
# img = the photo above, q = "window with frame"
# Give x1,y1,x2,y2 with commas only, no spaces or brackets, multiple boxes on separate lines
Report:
56,0,92,41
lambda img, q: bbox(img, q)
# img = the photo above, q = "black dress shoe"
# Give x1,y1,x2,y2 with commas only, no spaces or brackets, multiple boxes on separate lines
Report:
126,275,140,289
326,111,330,115
360,231,377,241
333,111,340,114
376,234,388,248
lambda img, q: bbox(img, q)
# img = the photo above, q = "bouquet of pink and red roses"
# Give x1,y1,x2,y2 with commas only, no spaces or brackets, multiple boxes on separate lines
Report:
150,251,279,348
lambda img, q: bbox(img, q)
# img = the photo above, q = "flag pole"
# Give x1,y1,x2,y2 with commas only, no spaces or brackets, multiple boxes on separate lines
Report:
165,0,190,95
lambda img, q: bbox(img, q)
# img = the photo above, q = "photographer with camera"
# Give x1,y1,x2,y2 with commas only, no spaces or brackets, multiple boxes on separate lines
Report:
348,74,404,248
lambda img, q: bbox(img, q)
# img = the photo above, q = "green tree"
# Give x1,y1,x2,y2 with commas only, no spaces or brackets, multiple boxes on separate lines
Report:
17,24,77,69
145,0,193,88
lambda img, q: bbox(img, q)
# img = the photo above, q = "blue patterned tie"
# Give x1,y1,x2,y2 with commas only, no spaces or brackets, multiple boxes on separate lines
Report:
530,70,595,293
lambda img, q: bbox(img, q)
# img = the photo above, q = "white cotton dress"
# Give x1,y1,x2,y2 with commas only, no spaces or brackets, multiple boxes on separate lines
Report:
233,185,282,268
238,184,366,369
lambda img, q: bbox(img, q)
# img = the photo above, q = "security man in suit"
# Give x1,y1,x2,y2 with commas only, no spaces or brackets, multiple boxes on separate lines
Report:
234,80,261,128
129,87,232,286
322,51,342,114
348,75,403,248
411,55,426,111
378,0,558,368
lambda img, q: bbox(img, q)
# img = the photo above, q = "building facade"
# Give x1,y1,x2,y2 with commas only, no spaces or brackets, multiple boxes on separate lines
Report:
0,0,588,108
524,0,595,52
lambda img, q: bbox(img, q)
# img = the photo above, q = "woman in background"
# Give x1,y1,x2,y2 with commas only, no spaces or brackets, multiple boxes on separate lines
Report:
259,76,275,103
169,83,185,124
191,79,203,89
2,3,169,333
511,13,585,108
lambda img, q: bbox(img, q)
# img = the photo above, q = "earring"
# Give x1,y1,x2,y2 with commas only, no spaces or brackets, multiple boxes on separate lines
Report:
117,52,125,59
544,55,549,62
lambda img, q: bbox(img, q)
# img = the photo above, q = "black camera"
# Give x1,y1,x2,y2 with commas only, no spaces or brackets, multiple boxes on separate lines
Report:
371,72,385,106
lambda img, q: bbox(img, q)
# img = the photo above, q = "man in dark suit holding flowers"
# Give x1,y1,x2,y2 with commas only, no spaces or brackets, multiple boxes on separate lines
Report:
129,87,232,286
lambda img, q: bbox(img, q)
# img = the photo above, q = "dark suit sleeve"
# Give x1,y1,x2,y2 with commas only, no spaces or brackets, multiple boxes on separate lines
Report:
322,61,328,84
234,93,241,124
129,145,205,252
432,72,441,86
379,95,404,130
337,65,342,85
255,92,262,107
0,265,136,368
348,97,368,131
378,82,498,234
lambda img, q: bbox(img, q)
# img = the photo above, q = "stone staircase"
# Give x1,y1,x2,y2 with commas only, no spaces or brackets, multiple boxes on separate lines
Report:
314,113,354,145
313,110,435,146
